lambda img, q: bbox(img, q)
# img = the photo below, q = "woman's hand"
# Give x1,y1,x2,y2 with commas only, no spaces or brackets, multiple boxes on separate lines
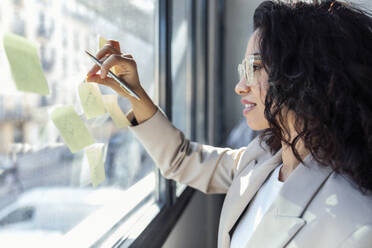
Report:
85,40,157,124
86,40,142,100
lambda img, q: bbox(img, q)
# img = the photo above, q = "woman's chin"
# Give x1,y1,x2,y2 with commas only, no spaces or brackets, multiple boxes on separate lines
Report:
245,118,269,131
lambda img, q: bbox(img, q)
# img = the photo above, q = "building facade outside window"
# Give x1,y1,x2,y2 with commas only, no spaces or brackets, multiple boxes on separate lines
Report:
0,0,158,246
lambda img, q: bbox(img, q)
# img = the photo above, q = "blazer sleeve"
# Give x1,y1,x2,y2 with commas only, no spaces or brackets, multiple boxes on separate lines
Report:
127,107,246,194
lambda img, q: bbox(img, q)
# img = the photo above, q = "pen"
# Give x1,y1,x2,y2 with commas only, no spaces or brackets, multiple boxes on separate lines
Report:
85,50,141,100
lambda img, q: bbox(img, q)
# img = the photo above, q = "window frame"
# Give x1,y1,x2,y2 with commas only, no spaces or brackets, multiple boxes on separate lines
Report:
113,0,225,246
111,1,197,246
63,0,223,246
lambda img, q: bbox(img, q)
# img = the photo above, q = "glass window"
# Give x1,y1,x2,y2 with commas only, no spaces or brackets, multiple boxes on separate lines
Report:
0,0,157,246
171,0,188,197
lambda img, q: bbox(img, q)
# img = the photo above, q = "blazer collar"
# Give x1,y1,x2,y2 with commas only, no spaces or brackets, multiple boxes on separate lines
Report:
218,147,282,248
218,150,334,248
244,153,334,248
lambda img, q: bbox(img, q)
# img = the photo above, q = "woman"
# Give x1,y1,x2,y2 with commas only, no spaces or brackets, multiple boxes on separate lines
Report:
86,1,372,247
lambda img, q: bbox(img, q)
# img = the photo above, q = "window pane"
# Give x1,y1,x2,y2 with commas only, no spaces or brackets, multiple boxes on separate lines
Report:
171,0,188,197
171,0,188,135
0,0,157,245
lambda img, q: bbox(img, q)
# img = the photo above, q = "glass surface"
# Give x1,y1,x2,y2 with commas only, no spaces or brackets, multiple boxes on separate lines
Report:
0,0,157,246
171,0,188,135
171,0,188,197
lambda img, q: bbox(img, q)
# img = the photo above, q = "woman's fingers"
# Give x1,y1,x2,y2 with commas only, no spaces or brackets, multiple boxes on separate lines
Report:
96,43,120,58
86,73,111,83
86,74,131,98
86,74,118,91
85,39,141,100
108,40,121,52
86,43,121,77
100,54,135,78
100,54,122,78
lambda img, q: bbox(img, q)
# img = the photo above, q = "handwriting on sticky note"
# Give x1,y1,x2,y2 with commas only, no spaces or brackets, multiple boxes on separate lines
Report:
3,32,49,95
78,82,107,119
85,143,106,187
102,95,131,128
51,106,95,153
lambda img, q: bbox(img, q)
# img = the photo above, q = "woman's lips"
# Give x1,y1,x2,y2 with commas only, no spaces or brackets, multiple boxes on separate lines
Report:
243,104,256,115
241,99,257,115
241,99,256,105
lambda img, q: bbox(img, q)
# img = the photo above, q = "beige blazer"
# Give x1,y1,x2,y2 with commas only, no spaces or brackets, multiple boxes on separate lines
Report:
128,108,372,248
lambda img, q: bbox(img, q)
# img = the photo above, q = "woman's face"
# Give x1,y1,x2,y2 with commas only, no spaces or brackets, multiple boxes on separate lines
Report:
235,30,270,130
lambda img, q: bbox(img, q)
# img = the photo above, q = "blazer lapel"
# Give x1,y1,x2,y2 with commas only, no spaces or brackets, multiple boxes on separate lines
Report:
218,148,283,248
244,154,334,248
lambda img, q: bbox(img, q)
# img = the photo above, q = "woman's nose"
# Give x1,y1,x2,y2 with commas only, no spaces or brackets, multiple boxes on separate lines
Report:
235,77,250,95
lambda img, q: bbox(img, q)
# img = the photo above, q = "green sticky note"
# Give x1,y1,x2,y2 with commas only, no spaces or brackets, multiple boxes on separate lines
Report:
102,95,131,128
85,143,106,187
3,32,49,95
51,106,95,153
78,82,107,119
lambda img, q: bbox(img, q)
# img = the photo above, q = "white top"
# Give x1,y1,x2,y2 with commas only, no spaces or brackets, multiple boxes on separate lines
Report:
230,164,284,248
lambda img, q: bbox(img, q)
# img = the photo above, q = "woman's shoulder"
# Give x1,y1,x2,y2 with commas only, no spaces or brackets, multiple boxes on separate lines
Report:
309,170,372,226
327,171,372,206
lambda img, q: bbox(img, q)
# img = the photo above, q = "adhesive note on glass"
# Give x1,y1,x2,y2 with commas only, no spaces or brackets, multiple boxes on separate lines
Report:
98,36,107,49
51,106,95,153
85,143,106,187
98,35,124,78
102,95,131,128
78,82,106,119
3,32,49,95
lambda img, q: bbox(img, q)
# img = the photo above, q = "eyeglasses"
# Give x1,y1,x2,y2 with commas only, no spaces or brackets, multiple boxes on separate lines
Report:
237,54,263,86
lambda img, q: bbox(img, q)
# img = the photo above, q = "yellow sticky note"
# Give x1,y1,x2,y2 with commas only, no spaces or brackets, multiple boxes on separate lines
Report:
51,106,95,153
78,82,107,119
98,35,123,77
98,36,107,49
102,95,131,128
85,143,106,187
3,32,49,95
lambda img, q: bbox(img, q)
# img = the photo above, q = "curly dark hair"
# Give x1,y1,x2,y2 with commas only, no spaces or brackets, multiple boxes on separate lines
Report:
253,0,372,194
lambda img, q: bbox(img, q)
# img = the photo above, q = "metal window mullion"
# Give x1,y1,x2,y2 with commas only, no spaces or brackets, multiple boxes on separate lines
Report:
207,0,224,146
203,0,209,144
194,0,208,144
157,0,176,208
207,0,216,146
186,0,196,141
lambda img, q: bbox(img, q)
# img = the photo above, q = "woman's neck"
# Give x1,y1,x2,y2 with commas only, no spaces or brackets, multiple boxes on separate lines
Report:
277,110,310,182
279,140,309,182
